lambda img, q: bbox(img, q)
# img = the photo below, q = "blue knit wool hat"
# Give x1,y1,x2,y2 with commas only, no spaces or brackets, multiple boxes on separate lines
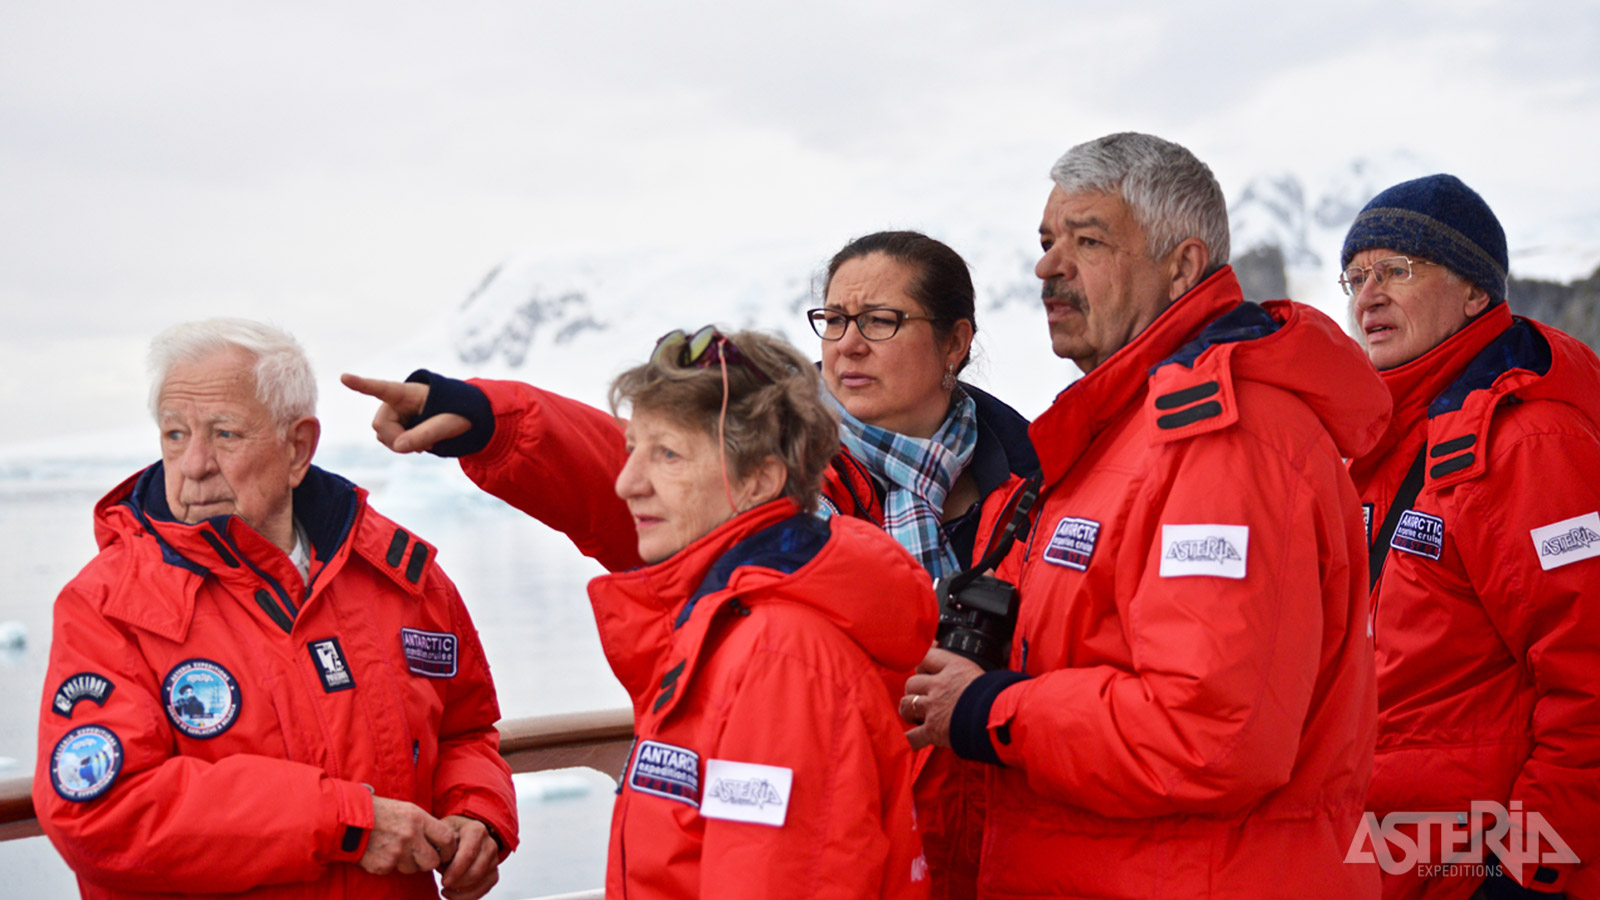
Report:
1340,174,1508,305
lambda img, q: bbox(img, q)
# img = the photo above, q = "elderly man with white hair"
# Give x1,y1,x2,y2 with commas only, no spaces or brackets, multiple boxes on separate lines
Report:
34,318,517,900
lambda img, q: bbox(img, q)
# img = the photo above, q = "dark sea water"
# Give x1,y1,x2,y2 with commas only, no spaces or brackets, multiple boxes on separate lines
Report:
0,463,629,898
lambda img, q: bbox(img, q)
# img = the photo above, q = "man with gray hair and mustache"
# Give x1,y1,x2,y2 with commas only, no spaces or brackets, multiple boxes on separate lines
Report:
34,318,517,900
900,133,1389,898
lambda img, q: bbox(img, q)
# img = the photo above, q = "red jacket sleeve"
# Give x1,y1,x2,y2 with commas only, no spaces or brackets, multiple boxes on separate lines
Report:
1454,427,1600,889
427,572,519,857
459,378,644,572
34,581,375,893
984,424,1344,817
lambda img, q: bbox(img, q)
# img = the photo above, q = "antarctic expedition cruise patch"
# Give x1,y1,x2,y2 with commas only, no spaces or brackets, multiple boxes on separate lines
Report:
1042,517,1100,571
1391,510,1445,560
52,672,115,718
50,724,124,802
400,628,458,678
628,739,700,807
1530,511,1600,571
162,658,241,739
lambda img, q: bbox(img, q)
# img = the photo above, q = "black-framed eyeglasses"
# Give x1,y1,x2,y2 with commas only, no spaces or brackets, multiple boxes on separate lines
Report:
1339,256,1439,297
650,325,773,384
806,307,937,342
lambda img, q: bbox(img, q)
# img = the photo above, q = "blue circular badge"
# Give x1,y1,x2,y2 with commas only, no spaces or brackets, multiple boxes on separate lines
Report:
162,658,241,739
50,724,124,802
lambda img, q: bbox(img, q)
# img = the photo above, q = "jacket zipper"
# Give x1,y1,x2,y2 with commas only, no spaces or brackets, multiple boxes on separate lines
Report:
214,525,298,634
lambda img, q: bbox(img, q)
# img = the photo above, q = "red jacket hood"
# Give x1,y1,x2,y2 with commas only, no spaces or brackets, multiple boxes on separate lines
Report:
1031,266,1391,485
1351,302,1600,492
589,498,937,696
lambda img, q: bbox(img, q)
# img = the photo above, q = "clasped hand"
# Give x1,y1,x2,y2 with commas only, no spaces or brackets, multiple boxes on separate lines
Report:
360,797,501,900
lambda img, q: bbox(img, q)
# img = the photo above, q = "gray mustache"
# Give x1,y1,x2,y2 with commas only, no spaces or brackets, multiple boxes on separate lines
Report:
1042,279,1086,312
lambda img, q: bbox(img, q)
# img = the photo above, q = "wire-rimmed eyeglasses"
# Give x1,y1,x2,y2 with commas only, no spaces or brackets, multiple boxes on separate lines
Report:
1339,256,1439,297
806,307,937,341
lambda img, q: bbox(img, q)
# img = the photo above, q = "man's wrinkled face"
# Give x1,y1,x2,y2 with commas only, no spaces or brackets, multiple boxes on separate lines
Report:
1346,248,1490,370
157,347,304,539
1035,187,1177,374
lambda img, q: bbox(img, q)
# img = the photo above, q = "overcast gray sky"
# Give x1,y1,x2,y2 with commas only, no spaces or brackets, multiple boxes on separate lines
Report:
4,0,1598,448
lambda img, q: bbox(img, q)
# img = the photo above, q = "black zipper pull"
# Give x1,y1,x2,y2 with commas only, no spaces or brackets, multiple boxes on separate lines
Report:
254,589,294,634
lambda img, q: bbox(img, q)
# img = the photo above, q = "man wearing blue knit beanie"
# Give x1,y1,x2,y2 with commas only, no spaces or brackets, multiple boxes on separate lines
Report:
1343,175,1600,900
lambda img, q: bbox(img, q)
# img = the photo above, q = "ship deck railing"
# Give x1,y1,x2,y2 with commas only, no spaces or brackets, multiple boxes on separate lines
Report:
0,708,633,900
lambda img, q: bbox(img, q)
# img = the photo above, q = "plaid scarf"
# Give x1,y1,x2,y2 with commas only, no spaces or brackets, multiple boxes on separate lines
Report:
823,387,978,578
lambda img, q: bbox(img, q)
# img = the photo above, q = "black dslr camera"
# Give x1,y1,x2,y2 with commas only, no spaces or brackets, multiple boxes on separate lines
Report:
934,474,1040,671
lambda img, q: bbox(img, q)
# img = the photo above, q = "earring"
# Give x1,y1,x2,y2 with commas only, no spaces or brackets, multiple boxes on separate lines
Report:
941,363,957,392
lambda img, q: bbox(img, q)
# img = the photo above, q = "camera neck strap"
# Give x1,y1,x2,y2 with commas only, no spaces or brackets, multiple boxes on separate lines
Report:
946,472,1043,594
1368,445,1427,594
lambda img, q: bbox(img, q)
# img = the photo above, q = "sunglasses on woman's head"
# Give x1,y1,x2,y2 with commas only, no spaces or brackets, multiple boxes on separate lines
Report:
651,326,774,385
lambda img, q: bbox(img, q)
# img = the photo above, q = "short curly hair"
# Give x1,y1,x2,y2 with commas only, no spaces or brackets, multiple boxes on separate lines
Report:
609,329,839,513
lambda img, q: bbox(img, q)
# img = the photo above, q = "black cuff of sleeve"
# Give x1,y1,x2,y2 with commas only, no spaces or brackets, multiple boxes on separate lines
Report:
949,669,1030,766
1481,856,1565,898
340,825,365,854
406,369,495,458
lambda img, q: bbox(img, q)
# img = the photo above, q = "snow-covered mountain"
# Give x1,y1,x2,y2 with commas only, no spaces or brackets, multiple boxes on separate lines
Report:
1228,151,1441,317
5,156,1598,482
1228,152,1600,324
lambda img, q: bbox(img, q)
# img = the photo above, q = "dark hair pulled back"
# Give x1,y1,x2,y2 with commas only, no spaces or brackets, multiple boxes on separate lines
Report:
824,230,978,373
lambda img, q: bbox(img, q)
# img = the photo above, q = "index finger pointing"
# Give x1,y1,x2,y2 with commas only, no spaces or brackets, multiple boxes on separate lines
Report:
341,373,413,405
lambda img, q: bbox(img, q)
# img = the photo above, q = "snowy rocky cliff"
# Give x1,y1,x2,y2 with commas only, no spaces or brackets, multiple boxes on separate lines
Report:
1227,153,1600,346
411,154,1600,417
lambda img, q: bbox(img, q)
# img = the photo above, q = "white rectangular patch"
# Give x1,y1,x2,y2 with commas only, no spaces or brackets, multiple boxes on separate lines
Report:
1391,510,1444,560
1159,524,1248,579
700,758,792,827
1530,511,1600,571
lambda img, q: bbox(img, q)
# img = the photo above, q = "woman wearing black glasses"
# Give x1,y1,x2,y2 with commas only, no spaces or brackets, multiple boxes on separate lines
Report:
806,233,1038,900
807,232,1037,589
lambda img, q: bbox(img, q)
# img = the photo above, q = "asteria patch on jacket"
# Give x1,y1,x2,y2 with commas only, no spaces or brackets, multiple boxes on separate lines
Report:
700,759,792,827
1159,524,1249,579
1530,512,1600,571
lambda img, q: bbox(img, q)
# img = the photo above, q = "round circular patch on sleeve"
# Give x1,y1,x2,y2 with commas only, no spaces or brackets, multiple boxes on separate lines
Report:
50,724,124,802
162,658,242,739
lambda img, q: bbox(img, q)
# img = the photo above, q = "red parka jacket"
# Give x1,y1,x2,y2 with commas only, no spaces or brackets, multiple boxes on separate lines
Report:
34,464,517,900
590,498,937,899
423,372,1035,899
948,268,1390,899
1348,304,1600,900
